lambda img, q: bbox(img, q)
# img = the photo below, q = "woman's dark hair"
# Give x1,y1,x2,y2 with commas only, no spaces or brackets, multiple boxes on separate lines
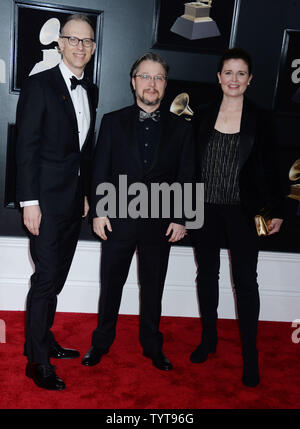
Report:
130,52,169,78
217,48,252,75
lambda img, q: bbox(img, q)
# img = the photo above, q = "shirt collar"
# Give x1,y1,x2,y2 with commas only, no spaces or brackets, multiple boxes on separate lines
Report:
136,104,160,114
59,60,84,89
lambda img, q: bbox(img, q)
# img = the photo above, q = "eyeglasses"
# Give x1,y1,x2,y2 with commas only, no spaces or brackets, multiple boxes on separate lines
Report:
135,74,167,82
60,35,95,48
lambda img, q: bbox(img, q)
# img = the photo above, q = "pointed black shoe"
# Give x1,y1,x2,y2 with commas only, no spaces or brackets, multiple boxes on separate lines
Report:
143,351,173,371
190,341,217,363
26,363,66,390
242,352,260,387
49,341,80,359
81,346,109,366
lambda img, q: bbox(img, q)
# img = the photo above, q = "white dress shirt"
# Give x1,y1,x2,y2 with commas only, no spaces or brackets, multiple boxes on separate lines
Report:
20,60,91,207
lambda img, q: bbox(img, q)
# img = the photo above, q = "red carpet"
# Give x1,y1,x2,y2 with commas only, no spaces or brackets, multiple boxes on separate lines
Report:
0,311,299,410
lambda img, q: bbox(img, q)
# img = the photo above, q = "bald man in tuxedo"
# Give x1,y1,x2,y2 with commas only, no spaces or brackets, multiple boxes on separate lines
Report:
16,14,98,390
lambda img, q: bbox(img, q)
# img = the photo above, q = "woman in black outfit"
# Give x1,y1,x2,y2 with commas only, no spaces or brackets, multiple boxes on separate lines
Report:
190,48,284,387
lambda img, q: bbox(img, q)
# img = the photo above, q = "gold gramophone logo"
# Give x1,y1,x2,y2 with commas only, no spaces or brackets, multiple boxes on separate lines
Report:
185,0,213,21
170,93,194,121
288,159,300,201
171,1,220,40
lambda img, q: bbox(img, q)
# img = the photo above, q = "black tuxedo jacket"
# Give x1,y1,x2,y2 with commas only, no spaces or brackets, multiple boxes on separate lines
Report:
91,103,194,242
16,65,98,216
195,96,284,219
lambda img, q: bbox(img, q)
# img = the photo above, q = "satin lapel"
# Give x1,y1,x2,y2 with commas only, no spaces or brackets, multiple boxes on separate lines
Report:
198,100,221,159
50,66,79,141
239,99,257,171
81,85,97,151
121,105,143,171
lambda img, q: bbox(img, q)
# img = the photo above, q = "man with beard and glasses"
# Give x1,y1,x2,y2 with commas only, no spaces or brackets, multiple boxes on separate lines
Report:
82,52,194,371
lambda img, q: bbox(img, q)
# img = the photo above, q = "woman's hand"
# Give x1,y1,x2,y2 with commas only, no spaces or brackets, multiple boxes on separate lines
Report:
267,218,283,235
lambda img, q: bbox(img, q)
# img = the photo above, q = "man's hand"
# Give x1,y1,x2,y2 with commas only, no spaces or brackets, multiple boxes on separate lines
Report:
93,217,112,240
82,196,89,218
267,218,283,235
23,205,42,236
166,222,186,243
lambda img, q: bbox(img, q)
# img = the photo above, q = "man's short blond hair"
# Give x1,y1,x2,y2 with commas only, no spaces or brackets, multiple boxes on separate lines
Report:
60,13,94,37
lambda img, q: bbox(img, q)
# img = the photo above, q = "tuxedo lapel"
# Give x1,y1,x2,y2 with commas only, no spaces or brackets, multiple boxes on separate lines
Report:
239,98,256,171
121,105,143,171
81,84,97,152
49,66,79,143
197,99,221,159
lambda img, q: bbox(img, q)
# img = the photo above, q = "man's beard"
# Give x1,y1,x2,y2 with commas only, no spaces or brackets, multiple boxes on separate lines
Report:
137,92,162,107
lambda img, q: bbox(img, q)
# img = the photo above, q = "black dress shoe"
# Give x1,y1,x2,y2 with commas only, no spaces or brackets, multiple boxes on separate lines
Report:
81,346,108,366
190,341,217,363
26,363,65,390
242,351,260,387
49,342,80,359
143,351,173,371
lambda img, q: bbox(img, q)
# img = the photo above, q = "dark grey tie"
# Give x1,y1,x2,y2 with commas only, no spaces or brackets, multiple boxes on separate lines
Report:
139,110,160,122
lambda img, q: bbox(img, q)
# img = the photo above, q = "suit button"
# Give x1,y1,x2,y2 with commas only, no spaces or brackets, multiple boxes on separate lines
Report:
145,143,148,147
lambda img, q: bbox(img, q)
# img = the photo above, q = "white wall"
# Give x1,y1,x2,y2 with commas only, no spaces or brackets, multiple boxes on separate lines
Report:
0,236,299,322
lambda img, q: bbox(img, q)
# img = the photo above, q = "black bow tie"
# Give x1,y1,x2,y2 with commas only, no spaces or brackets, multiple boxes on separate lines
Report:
139,110,160,122
70,75,90,91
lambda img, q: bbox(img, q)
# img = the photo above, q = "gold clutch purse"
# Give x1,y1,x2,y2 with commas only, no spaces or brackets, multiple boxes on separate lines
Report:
254,208,272,236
